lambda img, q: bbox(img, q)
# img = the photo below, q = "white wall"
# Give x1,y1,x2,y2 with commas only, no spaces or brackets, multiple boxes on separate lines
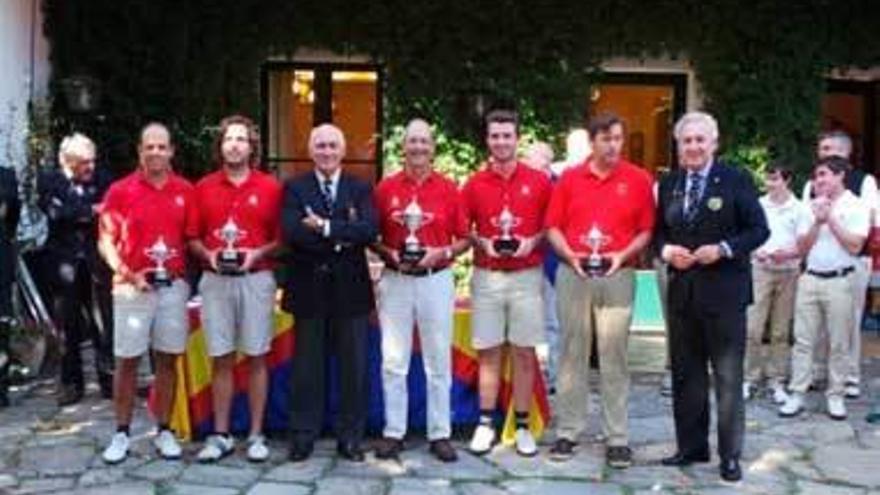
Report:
0,0,50,172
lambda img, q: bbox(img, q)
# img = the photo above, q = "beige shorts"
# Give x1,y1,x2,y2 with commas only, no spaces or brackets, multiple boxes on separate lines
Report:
199,270,277,357
470,267,544,350
113,279,190,358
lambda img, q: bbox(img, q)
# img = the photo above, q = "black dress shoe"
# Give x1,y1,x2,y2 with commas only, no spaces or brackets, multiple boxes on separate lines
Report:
661,451,710,466
374,437,403,460
720,458,742,482
337,441,365,462
288,442,313,462
57,384,84,407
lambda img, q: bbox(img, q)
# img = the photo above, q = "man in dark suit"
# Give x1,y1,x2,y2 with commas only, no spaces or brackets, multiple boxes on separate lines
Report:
655,111,768,482
39,133,114,405
281,123,378,463
0,165,20,407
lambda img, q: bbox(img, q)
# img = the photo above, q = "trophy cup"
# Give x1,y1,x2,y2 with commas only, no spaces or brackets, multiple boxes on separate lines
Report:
581,224,611,277
214,217,247,275
144,236,177,287
491,206,521,256
394,198,433,265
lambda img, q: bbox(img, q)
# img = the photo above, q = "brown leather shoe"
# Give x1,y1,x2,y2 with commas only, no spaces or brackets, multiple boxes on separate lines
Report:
374,437,404,460
429,439,458,463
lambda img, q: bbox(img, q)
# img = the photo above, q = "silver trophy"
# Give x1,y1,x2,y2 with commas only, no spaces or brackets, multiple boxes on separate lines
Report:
581,224,610,277
214,217,247,275
144,236,177,287
393,198,433,265
491,206,521,256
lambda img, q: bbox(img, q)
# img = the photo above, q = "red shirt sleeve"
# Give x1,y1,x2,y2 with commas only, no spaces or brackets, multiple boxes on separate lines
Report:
99,183,123,242
183,185,200,241
544,173,569,229
266,177,283,244
461,178,476,229
636,174,656,232
450,182,470,240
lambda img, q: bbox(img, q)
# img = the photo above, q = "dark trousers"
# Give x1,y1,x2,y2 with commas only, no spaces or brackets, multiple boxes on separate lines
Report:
668,305,745,461
289,315,368,445
49,259,113,389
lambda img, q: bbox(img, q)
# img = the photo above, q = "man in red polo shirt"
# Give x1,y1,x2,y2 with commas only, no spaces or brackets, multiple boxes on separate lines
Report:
98,122,197,464
463,109,552,457
545,112,654,468
189,115,281,463
372,119,470,462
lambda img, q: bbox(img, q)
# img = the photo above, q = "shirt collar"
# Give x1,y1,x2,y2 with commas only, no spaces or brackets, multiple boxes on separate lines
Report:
315,169,341,187
688,160,713,181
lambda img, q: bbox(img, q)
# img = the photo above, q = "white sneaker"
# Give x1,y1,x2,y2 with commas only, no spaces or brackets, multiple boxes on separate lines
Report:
827,396,847,420
844,382,861,399
779,392,804,417
246,434,270,462
468,424,496,455
196,434,235,463
771,383,789,405
514,428,537,457
102,432,130,464
153,429,182,460
742,382,753,400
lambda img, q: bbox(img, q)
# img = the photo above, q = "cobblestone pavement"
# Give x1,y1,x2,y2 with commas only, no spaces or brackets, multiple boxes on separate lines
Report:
2,337,880,494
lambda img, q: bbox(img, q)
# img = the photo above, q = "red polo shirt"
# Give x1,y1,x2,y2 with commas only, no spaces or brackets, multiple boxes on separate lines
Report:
374,170,468,269
100,171,197,280
462,162,552,271
545,159,655,256
191,169,282,271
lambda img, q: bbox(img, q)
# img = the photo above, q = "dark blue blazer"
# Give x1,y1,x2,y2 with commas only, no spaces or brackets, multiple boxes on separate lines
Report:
655,161,769,313
280,172,378,318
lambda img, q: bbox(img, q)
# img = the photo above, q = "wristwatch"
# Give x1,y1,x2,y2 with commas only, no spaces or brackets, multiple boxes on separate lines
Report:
444,246,453,260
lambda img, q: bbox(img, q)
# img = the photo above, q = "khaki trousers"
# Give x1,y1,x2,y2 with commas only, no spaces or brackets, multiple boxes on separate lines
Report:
789,272,853,398
554,265,634,446
745,266,798,383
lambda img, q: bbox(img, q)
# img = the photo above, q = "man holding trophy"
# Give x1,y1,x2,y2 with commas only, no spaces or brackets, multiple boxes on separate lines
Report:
462,109,552,457
98,123,197,464
372,119,470,462
545,113,654,468
189,115,281,463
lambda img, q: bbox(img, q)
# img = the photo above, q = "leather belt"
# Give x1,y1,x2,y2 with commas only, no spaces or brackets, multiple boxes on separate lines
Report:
806,266,854,279
390,266,448,278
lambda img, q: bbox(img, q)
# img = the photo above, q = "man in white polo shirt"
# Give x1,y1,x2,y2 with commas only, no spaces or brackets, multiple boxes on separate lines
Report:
802,130,878,398
744,163,810,403
780,156,870,420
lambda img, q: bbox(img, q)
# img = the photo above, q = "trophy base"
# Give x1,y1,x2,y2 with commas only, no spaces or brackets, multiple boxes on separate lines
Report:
400,247,426,265
493,238,520,256
146,271,173,288
216,251,246,275
580,257,611,278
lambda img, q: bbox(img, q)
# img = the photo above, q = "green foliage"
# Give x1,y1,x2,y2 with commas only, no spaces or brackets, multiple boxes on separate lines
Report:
42,0,880,180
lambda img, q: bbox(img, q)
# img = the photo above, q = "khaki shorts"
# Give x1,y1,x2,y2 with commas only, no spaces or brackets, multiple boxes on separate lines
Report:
113,279,190,358
199,270,276,357
470,267,544,350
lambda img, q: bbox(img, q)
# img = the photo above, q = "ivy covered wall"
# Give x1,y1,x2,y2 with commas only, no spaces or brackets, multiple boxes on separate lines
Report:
43,0,880,178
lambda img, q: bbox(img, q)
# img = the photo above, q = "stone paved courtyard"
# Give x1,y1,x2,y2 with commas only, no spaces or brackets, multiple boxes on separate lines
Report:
2,335,880,494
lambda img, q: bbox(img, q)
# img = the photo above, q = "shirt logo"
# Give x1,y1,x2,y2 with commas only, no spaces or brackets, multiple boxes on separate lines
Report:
249,194,259,206
175,195,185,207
391,196,400,208
616,183,629,196
521,185,531,196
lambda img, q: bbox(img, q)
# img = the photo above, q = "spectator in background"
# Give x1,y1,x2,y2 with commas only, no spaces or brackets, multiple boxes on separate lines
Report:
39,133,114,406
743,163,809,404
780,156,869,421
523,141,560,391
801,130,878,399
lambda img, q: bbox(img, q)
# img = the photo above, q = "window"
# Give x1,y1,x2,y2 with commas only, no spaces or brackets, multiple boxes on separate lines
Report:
263,62,382,183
